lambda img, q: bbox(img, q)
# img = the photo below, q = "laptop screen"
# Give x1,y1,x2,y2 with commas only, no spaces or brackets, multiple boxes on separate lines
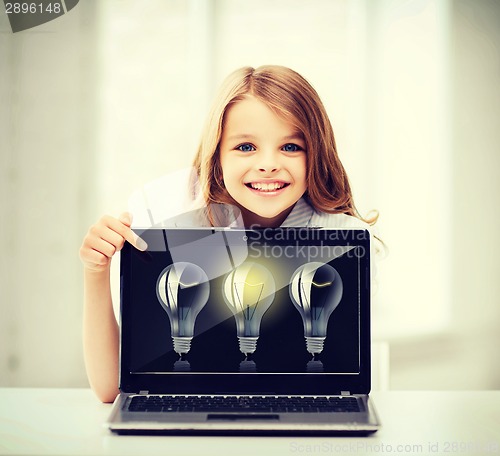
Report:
120,228,371,395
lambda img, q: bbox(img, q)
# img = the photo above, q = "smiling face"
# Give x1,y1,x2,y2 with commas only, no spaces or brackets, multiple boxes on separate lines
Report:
219,96,307,227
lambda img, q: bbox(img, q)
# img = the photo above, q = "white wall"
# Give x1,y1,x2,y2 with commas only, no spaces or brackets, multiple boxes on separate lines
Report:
0,3,97,386
0,0,499,390
390,0,500,389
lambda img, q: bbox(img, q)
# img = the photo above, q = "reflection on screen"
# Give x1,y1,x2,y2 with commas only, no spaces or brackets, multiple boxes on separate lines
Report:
124,229,364,375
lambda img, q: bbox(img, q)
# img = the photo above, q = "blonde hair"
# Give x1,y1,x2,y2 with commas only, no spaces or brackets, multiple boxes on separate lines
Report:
191,65,377,225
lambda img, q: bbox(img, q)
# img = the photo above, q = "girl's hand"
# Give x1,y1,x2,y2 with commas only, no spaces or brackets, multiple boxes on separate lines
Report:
79,212,147,272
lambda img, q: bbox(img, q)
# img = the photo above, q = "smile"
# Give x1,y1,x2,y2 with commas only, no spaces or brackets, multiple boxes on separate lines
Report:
245,182,290,192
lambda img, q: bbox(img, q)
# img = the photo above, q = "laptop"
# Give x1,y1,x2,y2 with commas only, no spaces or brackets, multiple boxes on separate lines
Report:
106,227,381,435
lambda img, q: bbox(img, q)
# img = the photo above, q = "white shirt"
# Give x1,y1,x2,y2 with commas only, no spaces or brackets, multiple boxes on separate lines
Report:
159,196,371,230
282,198,380,275
281,197,371,230
163,197,380,267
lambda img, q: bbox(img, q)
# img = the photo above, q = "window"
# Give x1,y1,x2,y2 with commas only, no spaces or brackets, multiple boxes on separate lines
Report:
99,0,452,341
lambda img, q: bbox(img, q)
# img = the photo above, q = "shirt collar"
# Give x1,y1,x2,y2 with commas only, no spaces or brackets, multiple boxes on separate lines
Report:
227,196,315,228
280,197,315,227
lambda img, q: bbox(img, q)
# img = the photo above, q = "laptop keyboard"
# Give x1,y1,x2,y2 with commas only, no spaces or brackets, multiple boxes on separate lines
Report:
128,395,361,413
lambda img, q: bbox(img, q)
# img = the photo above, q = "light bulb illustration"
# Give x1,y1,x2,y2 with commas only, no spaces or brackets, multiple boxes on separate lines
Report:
156,262,210,356
289,262,343,356
239,359,257,373
173,358,191,372
223,262,276,356
306,358,324,373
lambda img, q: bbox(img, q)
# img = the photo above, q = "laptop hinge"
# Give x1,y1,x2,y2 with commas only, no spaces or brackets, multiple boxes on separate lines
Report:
341,391,351,396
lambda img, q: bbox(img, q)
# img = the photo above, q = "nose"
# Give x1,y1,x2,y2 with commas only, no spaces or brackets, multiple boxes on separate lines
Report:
256,149,280,174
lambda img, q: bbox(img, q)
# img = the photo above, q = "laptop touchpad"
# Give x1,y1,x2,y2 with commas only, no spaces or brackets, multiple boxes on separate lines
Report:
207,414,280,421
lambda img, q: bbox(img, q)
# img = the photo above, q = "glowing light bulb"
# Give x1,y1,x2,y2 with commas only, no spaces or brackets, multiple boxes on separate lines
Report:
156,262,210,355
223,262,276,356
289,262,343,355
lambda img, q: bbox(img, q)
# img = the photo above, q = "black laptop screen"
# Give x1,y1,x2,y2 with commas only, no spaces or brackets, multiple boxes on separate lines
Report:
120,228,371,393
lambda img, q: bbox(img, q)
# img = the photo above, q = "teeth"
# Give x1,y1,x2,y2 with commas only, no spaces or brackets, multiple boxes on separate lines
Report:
250,182,285,191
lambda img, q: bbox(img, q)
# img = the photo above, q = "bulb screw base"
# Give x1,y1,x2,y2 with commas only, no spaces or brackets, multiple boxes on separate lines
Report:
305,336,326,355
238,336,258,355
172,336,193,355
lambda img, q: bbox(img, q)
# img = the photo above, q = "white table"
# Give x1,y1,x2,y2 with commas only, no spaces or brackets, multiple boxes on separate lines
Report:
1,388,499,455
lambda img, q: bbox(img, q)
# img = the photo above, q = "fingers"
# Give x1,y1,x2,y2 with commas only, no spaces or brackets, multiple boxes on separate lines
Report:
80,244,111,269
116,212,148,251
94,213,148,251
80,214,148,271
118,212,132,227
101,214,148,252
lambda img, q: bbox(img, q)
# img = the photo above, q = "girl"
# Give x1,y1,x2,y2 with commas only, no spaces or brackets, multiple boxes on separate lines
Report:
79,65,378,402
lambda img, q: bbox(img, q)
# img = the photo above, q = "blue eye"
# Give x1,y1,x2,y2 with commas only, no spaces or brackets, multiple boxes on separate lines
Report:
236,143,255,152
282,143,302,152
